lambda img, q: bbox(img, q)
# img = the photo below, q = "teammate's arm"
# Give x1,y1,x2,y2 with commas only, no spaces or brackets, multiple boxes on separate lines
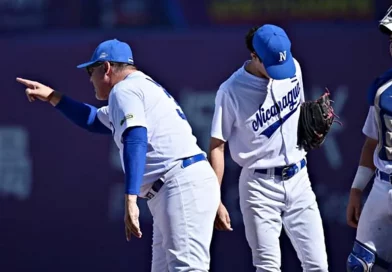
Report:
209,137,225,186
209,137,233,231
16,77,111,134
209,89,235,231
347,106,378,228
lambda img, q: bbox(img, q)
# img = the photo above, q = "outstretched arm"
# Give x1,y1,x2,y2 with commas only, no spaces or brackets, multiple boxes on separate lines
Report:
55,94,111,134
16,77,111,135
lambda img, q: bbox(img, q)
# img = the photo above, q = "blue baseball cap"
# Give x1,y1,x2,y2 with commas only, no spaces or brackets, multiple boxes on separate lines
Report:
76,39,134,68
252,24,296,80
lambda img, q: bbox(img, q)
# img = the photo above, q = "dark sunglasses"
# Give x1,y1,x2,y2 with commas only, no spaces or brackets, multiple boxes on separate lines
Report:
86,61,131,76
86,62,105,77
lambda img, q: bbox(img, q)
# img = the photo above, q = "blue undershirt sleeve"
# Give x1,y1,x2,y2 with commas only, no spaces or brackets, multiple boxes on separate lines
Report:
122,126,147,195
55,95,111,134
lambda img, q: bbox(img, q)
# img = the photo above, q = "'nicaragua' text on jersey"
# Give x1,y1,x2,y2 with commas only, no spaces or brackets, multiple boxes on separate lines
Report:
252,81,301,137
211,59,306,169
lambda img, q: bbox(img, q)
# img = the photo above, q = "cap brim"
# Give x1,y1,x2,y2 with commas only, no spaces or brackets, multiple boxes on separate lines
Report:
265,57,296,80
76,61,97,69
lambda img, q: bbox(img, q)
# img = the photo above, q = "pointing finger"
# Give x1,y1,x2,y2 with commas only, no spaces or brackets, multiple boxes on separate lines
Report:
16,77,37,88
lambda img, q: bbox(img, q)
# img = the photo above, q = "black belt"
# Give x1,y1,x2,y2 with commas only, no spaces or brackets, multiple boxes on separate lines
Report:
376,169,392,183
145,153,206,200
254,158,307,181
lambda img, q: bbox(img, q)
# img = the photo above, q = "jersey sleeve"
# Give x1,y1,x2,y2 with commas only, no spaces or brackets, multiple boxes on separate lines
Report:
362,106,378,140
210,89,235,142
96,106,111,129
110,87,147,138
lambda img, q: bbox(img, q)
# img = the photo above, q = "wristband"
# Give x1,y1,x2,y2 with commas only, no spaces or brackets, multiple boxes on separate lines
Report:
351,166,374,190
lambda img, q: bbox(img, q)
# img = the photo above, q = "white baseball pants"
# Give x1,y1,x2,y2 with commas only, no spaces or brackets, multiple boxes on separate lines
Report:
356,176,392,272
239,166,328,272
147,160,220,272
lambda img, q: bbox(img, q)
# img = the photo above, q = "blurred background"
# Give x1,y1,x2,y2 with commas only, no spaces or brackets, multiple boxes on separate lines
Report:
1,0,392,271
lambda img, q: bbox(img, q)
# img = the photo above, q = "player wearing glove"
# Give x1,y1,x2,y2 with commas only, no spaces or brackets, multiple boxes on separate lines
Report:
209,24,329,271
346,6,392,272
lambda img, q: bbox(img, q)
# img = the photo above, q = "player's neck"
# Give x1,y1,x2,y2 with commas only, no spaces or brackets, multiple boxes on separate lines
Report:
111,69,137,88
245,60,269,79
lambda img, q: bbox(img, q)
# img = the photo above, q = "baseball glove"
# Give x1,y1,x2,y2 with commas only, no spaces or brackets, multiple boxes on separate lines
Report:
297,88,340,152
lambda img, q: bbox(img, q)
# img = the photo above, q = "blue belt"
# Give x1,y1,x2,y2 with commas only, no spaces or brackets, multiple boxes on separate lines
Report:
254,158,307,181
146,153,206,200
376,169,392,183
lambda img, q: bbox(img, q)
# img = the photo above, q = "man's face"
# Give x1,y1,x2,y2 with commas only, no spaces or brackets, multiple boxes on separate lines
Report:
87,62,111,100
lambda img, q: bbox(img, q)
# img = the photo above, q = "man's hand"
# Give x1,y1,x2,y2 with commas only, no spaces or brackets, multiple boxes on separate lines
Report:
214,203,233,231
16,77,62,106
124,195,142,241
346,188,363,228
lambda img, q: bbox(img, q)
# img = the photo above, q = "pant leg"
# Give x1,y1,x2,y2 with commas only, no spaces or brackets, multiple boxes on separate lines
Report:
239,169,286,272
281,167,328,272
355,178,392,271
149,217,168,272
148,161,220,272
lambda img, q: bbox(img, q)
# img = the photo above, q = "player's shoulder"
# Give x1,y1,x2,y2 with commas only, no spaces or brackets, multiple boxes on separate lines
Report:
219,61,260,93
216,65,244,96
367,68,392,105
213,70,242,109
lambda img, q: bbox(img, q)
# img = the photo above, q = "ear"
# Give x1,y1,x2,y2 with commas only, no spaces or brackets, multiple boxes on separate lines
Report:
103,61,111,75
251,52,262,63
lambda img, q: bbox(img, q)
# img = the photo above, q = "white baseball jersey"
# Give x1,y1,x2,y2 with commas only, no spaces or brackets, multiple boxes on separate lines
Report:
211,59,306,169
363,78,392,173
95,71,203,195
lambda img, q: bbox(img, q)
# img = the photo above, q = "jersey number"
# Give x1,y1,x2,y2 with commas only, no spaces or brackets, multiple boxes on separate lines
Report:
146,78,187,120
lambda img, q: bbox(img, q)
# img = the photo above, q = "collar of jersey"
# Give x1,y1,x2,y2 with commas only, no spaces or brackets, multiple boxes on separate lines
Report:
239,60,269,90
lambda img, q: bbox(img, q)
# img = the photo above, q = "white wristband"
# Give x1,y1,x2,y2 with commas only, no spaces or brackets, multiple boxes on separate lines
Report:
351,166,374,190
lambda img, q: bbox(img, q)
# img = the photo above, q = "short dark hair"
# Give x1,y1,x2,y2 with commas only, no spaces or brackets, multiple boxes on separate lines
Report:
245,26,260,53
111,62,136,72
86,61,136,76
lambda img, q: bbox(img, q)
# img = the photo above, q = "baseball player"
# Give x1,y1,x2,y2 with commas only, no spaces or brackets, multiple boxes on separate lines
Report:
209,24,329,271
346,6,392,272
16,39,220,272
